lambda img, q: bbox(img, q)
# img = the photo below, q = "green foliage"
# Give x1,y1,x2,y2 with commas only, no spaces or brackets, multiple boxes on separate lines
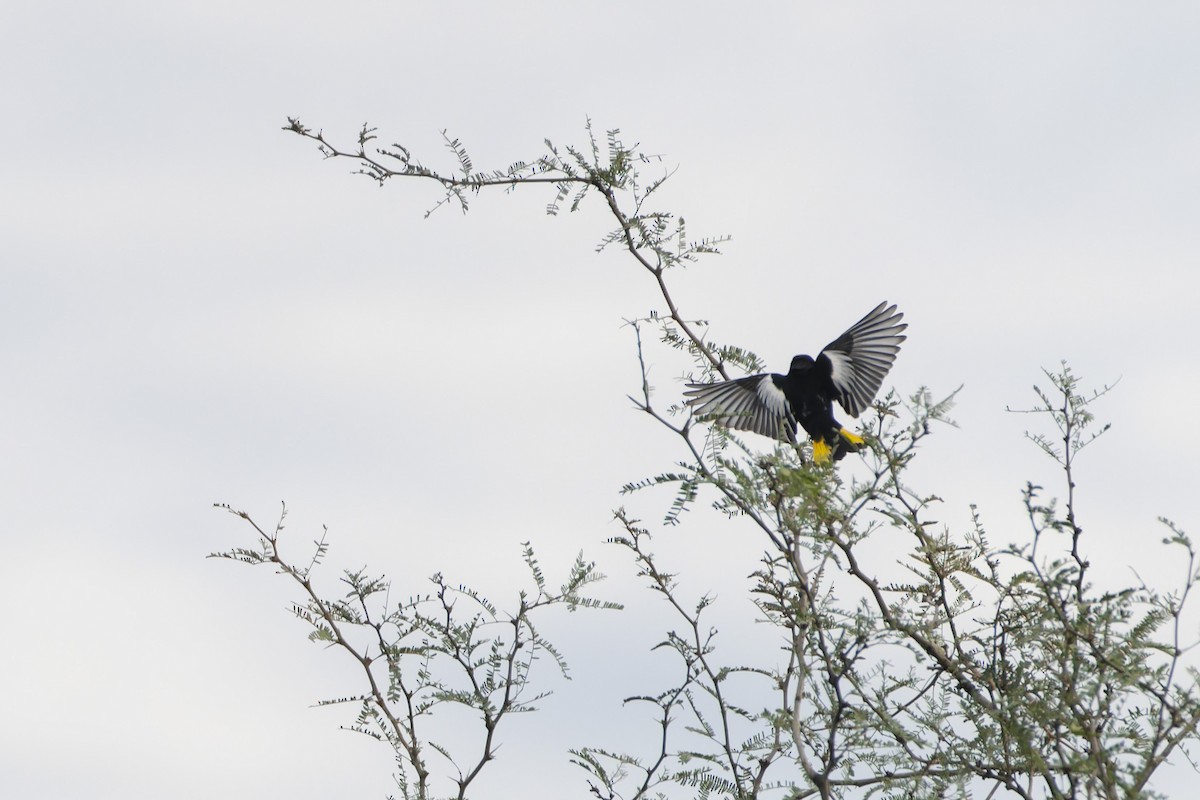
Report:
215,120,1200,799
588,362,1200,800
211,504,618,800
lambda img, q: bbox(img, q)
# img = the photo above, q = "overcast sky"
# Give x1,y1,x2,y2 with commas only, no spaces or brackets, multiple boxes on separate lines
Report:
4,2,1200,798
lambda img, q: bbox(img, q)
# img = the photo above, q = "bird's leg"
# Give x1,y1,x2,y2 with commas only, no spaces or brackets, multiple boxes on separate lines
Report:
811,438,833,464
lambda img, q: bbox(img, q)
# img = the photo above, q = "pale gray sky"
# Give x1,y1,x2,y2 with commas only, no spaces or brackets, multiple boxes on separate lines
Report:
3,2,1200,798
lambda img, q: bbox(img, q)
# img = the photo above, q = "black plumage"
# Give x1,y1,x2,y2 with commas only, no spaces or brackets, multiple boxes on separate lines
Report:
683,302,907,462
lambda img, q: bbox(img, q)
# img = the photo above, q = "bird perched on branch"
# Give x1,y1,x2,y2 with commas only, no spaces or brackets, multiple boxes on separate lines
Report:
683,302,907,463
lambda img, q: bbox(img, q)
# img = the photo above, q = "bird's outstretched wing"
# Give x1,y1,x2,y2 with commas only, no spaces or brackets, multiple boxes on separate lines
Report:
820,302,907,417
683,374,792,440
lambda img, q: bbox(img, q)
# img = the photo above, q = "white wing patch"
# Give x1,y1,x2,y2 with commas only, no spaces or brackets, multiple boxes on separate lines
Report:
820,302,907,417
683,374,793,441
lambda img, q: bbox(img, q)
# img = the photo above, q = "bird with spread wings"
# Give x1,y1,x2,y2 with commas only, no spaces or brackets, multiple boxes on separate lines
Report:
683,302,907,463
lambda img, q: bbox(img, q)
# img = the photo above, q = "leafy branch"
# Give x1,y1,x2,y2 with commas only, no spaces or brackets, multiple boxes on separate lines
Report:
211,503,617,800
284,116,733,388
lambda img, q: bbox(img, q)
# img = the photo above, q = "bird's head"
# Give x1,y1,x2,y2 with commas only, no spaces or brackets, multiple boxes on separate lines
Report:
788,354,815,373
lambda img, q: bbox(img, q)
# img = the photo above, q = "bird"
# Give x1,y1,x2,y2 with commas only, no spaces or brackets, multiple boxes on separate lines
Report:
683,302,907,463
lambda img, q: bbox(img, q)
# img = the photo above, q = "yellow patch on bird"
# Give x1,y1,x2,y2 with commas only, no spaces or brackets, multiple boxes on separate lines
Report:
838,428,865,446
812,439,832,464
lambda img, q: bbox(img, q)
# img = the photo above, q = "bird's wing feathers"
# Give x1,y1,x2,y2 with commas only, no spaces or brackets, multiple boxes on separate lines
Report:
683,374,792,440
820,302,907,417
